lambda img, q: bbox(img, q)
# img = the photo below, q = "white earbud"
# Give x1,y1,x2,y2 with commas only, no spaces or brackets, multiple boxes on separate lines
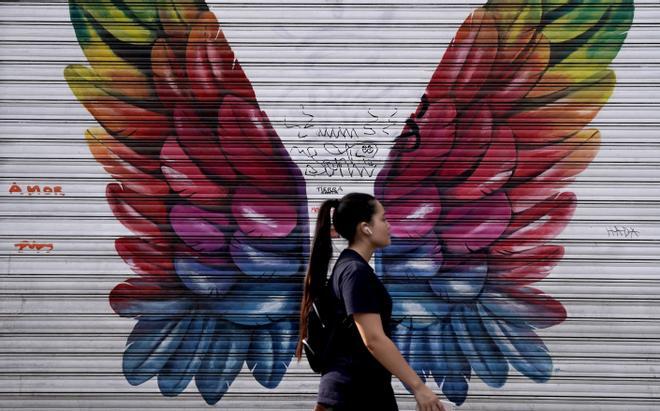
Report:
365,227,373,235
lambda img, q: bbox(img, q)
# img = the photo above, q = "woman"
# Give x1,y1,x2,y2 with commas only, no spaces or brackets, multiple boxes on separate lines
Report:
296,193,449,411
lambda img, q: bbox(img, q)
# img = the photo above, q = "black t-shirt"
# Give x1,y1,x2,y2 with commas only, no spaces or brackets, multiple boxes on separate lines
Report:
317,248,397,410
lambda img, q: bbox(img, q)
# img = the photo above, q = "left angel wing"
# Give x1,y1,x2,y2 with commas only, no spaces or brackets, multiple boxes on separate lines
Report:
374,0,633,405
65,0,309,404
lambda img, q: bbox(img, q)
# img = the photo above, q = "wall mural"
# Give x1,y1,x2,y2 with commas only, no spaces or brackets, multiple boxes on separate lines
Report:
64,0,634,406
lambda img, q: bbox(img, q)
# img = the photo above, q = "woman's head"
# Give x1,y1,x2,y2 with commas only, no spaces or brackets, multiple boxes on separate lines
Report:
333,192,390,247
295,192,390,360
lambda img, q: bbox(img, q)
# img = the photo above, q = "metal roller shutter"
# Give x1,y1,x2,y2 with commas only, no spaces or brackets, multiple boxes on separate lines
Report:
1,0,658,409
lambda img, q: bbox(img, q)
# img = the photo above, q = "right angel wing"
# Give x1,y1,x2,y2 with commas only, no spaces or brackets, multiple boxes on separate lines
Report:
374,0,633,405
65,0,309,403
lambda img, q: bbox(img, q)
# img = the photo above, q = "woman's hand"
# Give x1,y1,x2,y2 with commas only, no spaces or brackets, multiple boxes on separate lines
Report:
352,313,452,411
413,383,449,411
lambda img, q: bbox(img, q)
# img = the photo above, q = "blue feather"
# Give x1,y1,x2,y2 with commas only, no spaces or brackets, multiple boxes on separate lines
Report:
442,321,470,406
207,280,300,325
378,237,443,279
427,320,447,388
158,316,216,396
195,320,250,405
230,235,302,277
409,324,432,383
118,297,190,320
478,304,552,383
246,320,296,388
123,317,192,386
175,258,235,296
452,305,508,388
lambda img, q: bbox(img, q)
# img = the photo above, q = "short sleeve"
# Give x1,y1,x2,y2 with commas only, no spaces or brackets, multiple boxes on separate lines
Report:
339,263,382,316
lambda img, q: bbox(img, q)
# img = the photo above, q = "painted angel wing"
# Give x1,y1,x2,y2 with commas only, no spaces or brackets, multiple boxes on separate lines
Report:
65,0,308,403
374,0,633,405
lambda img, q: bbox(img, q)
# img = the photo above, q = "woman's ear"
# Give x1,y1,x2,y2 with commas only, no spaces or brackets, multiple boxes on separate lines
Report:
360,223,373,235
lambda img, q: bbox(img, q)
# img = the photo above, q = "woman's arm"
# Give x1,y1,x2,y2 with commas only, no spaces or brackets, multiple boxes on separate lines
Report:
352,312,449,411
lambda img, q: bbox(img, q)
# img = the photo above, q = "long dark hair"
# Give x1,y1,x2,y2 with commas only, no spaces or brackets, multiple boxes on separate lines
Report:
295,192,378,360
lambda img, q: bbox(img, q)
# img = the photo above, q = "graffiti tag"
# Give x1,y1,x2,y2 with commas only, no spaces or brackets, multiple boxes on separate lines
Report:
293,142,378,178
9,182,64,196
285,106,399,140
606,225,640,238
316,186,344,195
15,241,54,253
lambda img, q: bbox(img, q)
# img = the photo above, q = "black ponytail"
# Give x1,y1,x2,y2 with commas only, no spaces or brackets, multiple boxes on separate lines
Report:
295,198,339,360
295,193,377,361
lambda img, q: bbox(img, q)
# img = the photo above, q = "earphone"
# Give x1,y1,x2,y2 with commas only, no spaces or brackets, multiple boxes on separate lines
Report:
365,227,373,235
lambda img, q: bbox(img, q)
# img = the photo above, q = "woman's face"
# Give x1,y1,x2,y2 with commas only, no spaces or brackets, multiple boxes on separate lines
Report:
366,200,391,248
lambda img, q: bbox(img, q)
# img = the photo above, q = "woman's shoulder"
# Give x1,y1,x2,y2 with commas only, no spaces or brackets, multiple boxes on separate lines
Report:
334,263,379,292
334,256,373,277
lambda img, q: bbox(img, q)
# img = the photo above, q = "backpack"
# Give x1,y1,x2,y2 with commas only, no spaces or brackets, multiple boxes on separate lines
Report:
302,281,352,373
